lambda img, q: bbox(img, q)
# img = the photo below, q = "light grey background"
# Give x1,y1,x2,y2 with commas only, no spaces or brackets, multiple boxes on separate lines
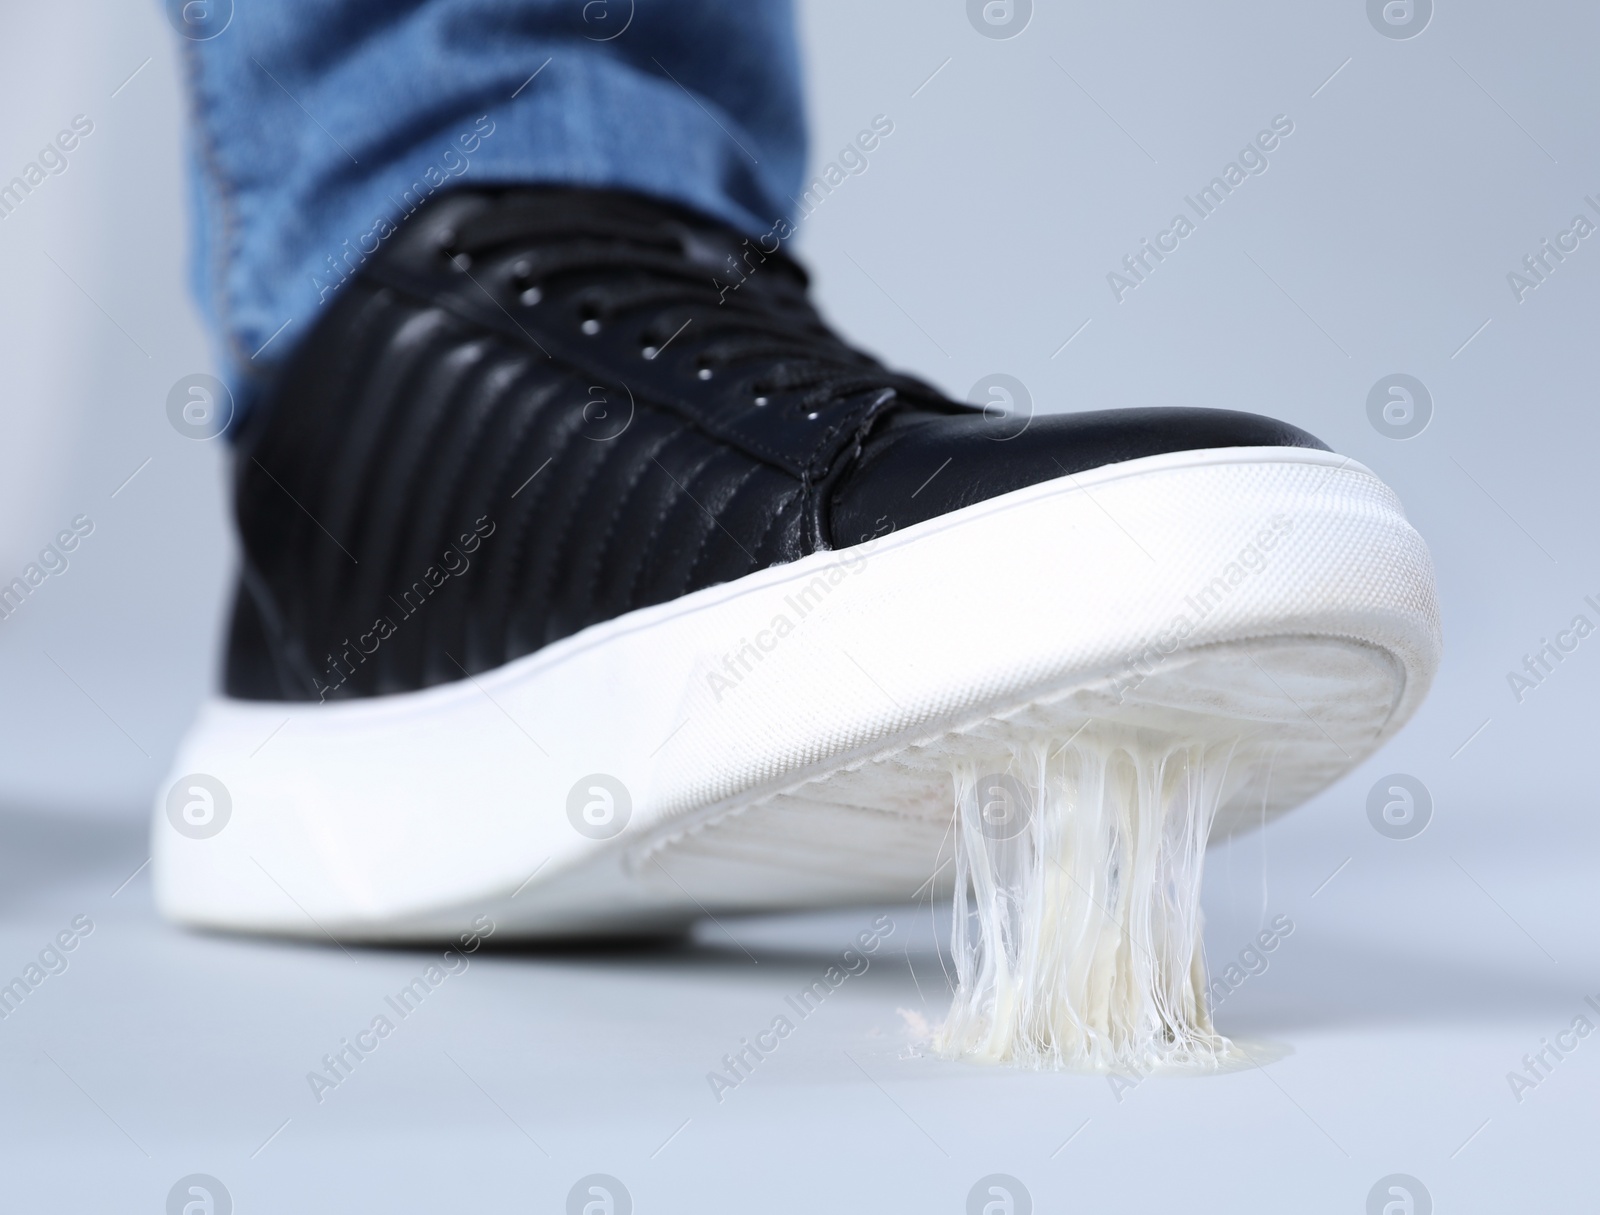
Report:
0,1,1595,1210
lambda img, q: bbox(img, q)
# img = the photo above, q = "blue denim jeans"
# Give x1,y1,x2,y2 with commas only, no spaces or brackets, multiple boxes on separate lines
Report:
174,0,806,411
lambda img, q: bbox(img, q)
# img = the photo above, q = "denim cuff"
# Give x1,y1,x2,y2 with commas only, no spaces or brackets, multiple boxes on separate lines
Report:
177,1,805,396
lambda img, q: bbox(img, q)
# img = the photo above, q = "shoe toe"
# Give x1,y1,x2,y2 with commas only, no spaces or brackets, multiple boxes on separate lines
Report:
829,405,1329,545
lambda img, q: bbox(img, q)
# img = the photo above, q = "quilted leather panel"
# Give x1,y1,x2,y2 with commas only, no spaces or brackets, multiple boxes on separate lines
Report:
224,186,1327,701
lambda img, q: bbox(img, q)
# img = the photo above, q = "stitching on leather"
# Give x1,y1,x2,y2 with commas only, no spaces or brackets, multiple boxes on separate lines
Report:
616,429,725,612
367,262,878,479
573,416,682,627
468,372,572,664
673,455,764,596
740,472,799,565
502,394,597,648
516,409,640,640
404,344,535,685
451,357,559,668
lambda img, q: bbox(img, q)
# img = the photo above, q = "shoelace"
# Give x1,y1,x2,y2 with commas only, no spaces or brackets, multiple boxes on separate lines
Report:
438,199,943,419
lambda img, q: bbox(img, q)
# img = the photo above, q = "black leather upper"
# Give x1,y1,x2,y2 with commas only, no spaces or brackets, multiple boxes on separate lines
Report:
831,405,1326,542
225,185,1326,701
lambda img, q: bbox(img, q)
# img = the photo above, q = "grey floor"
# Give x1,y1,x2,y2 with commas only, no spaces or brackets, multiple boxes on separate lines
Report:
2,791,1592,1210
3,0,1599,1209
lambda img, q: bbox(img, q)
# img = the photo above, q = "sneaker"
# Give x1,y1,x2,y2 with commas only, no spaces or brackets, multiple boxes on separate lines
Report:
155,186,1440,1014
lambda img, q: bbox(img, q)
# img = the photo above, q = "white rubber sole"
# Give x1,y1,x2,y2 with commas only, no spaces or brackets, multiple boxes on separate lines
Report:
153,446,1441,940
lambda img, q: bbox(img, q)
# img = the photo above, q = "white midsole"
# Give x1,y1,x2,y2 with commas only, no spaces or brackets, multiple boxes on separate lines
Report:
152,446,1441,938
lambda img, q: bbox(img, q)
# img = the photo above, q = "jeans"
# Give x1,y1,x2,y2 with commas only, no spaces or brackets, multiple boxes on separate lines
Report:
173,0,806,412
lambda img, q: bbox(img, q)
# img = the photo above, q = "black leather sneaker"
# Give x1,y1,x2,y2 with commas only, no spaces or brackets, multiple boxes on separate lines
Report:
154,186,1440,950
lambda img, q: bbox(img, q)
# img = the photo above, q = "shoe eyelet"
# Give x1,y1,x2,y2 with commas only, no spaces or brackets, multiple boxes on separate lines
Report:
581,318,601,336
641,345,658,360
520,286,542,306
449,252,472,272
806,411,820,420
696,367,713,381
753,395,769,407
